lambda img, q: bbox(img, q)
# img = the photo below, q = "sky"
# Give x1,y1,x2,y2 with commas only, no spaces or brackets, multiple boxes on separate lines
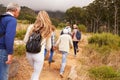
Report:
0,0,94,12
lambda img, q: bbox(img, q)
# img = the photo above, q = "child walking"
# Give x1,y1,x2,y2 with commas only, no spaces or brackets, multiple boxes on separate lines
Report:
44,26,56,65
55,29,73,78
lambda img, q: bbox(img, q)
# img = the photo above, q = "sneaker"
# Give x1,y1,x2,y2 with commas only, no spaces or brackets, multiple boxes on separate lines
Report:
76,49,79,52
60,73,63,78
74,55,76,57
51,59,55,62
48,62,51,66
49,60,55,63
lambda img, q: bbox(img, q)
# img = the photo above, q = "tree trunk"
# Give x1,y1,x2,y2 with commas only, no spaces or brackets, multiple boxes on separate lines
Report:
96,20,99,33
93,19,96,33
114,4,118,34
91,19,93,32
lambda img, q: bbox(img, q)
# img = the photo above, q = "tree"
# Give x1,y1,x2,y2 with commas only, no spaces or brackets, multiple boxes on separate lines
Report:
65,7,83,24
85,0,107,33
18,6,37,23
0,4,6,15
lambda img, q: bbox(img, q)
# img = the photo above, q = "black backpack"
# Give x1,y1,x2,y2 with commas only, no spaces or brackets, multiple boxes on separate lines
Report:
76,30,81,40
60,27,69,35
26,31,42,53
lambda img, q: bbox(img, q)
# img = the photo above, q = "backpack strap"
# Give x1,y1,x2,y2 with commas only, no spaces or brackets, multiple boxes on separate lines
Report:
0,14,12,38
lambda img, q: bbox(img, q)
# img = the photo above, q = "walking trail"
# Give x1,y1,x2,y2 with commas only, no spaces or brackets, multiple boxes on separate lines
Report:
9,30,89,80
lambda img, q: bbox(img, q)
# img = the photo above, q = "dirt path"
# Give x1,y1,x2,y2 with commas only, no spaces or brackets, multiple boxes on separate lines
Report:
40,31,89,80
39,50,77,80
39,32,89,80
9,30,89,80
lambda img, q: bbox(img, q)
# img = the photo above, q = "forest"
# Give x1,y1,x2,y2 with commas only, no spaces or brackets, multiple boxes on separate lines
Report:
1,0,120,35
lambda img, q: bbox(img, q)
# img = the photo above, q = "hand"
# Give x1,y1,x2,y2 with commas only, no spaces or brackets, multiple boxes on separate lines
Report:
53,46,56,50
6,54,13,64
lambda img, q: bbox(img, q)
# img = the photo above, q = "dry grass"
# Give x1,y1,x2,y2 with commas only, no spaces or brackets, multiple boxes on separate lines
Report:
12,28,120,80
10,29,83,80
16,23,29,31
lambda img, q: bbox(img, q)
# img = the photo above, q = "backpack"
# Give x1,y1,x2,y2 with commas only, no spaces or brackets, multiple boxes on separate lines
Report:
76,30,81,40
26,32,42,53
60,30,64,35
0,14,12,38
60,27,70,35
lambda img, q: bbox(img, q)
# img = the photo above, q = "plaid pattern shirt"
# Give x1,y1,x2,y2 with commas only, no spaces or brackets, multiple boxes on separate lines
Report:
51,32,55,47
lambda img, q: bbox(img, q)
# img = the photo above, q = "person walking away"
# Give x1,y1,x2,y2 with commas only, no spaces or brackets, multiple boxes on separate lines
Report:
24,11,54,80
44,26,56,65
55,29,73,78
60,22,72,35
72,24,81,57
0,3,21,80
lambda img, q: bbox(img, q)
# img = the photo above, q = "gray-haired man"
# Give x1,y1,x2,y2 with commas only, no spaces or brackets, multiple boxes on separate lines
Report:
0,3,21,80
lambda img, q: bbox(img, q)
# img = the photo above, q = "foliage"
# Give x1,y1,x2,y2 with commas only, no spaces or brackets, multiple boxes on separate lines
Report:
16,29,26,40
51,18,61,27
17,20,30,24
64,0,120,34
89,66,120,80
57,22,66,29
88,33,120,50
18,6,37,23
0,4,6,15
14,44,26,56
47,11,65,21
78,24,87,32
65,6,85,24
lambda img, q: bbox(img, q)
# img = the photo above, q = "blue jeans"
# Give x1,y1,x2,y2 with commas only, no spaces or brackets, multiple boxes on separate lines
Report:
44,48,54,63
0,49,9,80
60,51,68,74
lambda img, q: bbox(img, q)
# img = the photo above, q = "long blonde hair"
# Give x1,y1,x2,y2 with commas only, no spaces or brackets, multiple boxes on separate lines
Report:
31,11,54,38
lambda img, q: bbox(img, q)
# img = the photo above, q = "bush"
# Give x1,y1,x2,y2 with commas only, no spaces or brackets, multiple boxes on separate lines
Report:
14,44,26,56
16,29,26,40
88,33,120,50
89,66,120,80
78,24,87,32
51,18,60,27
18,20,30,24
58,22,66,29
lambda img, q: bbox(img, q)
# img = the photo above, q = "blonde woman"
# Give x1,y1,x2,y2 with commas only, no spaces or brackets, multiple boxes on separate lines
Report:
24,11,54,80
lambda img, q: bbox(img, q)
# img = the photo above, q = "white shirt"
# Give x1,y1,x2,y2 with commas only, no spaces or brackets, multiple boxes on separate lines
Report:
55,34,73,53
6,12,14,16
65,26,71,34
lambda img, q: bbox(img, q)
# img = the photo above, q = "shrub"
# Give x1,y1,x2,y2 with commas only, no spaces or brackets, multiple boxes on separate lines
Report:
89,66,120,80
88,33,120,50
58,22,66,29
14,44,26,56
18,20,30,24
16,29,26,40
51,18,60,27
78,24,87,32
